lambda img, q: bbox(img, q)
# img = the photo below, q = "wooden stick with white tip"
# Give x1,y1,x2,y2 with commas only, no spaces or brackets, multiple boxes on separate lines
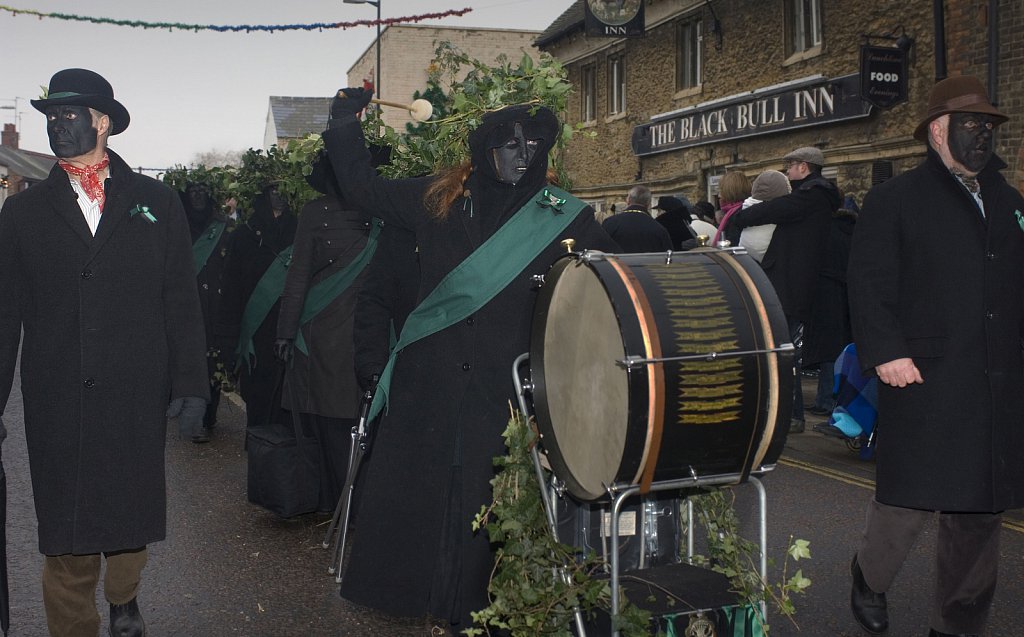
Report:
336,90,434,122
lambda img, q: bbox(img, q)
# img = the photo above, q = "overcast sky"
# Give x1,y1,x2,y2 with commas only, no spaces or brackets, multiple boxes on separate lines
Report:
1,0,572,171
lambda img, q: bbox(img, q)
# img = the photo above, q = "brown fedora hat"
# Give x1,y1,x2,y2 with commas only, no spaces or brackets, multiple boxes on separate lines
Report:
913,75,1007,142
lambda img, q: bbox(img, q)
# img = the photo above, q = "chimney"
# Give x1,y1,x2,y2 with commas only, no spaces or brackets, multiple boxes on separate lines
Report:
1,124,17,149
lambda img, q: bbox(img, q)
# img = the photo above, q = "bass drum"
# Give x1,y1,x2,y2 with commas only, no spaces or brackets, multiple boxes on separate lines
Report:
530,250,793,501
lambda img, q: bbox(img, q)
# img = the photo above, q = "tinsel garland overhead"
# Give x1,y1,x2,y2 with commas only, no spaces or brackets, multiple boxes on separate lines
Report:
0,5,472,32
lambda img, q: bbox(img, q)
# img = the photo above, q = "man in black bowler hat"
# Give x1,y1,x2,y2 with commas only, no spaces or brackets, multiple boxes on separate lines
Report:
0,68,208,637
847,75,1024,637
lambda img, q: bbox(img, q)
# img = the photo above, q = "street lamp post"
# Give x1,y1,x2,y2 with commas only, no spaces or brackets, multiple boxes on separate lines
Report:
343,0,382,99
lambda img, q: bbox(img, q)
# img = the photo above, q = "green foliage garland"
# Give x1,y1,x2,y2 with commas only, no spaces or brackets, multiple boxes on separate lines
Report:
468,410,650,637
161,163,233,206
362,42,589,185
688,489,812,633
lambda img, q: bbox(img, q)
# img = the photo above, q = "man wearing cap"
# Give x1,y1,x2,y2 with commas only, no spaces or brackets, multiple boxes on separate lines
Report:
602,185,673,252
846,76,1024,637
730,145,841,433
0,68,208,636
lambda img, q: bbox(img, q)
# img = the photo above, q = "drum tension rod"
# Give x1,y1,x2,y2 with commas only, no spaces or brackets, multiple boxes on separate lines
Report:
617,343,796,369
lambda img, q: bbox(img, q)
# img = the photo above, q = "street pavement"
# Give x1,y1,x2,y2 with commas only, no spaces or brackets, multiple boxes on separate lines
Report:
2,369,1022,636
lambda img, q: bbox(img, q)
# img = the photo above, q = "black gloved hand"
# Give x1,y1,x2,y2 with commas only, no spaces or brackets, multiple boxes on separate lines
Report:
331,87,374,120
167,396,208,440
274,337,295,363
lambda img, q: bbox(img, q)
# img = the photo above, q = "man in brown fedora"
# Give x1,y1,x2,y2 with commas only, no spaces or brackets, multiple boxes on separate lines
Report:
847,75,1024,636
0,68,209,636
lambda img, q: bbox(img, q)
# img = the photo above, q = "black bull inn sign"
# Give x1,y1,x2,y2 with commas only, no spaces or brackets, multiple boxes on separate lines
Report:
631,74,873,157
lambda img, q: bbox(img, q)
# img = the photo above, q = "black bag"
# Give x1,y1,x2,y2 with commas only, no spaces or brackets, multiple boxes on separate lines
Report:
246,365,321,518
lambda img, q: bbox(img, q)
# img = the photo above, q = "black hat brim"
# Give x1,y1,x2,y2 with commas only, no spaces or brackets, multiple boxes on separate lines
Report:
31,94,130,136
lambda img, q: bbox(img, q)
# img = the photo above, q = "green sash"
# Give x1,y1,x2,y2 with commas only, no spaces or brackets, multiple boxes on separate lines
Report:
235,245,294,370
293,219,383,356
192,219,226,275
368,185,586,421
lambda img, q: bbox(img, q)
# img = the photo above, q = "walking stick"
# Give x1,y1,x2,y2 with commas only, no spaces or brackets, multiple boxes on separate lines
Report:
323,375,379,583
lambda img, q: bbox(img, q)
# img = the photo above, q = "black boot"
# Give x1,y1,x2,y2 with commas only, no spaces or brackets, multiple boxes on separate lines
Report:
109,598,145,637
851,555,888,634
928,630,978,637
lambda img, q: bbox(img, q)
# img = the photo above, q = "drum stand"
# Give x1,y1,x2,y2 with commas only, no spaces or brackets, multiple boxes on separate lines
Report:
322,378,378,582
513,354,770,637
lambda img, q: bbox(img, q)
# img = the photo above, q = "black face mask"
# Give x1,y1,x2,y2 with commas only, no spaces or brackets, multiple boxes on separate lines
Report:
187,185,211,212
266,187,287,212
488,123,541,185
948,113,996,173
46,105,99,158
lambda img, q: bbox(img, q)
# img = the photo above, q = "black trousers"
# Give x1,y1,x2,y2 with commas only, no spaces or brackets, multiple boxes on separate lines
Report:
857,498,1001,634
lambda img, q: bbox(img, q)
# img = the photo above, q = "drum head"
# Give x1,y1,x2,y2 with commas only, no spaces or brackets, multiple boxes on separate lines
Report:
534,259,628,500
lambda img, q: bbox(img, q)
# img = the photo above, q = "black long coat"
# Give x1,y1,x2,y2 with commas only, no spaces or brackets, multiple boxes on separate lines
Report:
218,200,296,428
601,206,673,252
352,223,419,388
276,196,369,418
189,211,233,386
733,174,840,323
848,150,1024,512
324,117,617,627
802,211,855,366
0,151,209,554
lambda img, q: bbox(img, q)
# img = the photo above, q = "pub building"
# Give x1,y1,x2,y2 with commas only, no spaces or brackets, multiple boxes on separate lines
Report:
536,0,1023,212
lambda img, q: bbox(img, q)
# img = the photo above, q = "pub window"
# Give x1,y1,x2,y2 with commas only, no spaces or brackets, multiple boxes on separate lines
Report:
608,54,626,115
785,0,822,56
581,64,597,122
676,18,702,91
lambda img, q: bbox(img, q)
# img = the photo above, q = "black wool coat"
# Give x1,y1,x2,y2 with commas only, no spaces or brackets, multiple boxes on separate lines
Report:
848,150,1024,512
276,195,369,418
733,174,840,323
802,211,855,366
218,199,296,428
324,116,617,626
352,223,419,388
191,211,233,382
655,208,697,250
602,206,674,252
0,151,209,554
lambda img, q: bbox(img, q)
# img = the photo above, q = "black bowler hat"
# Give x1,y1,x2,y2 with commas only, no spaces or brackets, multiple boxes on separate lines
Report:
31,68,130,135
655,195,691,214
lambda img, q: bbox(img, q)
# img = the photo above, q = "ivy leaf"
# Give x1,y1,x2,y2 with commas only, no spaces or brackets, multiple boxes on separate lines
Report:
788,539,811,561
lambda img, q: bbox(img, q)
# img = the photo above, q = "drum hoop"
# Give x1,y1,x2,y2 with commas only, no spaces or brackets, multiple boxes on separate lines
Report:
713,251,781,471
605,256,665,495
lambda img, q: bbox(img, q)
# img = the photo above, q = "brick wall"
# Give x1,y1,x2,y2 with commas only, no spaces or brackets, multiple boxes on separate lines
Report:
545,0,1022,207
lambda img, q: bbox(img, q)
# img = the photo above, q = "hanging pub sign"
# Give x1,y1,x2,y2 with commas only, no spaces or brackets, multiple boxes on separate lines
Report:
631,74,873,157
585,0,645,38
860,45,909,108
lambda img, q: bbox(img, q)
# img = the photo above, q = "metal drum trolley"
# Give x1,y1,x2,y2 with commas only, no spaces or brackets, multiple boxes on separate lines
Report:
514,246,795,636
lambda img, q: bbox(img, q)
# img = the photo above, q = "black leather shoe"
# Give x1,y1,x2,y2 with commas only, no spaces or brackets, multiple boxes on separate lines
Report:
928,630,978,637
109,598,145,637
851,555,888,634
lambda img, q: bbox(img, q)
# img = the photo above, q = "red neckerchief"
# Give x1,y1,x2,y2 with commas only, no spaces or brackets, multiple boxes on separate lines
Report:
59,154,110,211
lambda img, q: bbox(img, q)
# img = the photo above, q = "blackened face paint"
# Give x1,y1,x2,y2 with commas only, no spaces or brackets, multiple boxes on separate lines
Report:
948,112,996,173
46,105,98,159
187,184,212,211
489,123,540,185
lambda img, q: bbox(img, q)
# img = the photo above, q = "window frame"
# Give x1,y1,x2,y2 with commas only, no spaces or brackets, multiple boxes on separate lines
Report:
580,63,597,123
607,53,626,116
676,17,703,92
785,0,823,58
